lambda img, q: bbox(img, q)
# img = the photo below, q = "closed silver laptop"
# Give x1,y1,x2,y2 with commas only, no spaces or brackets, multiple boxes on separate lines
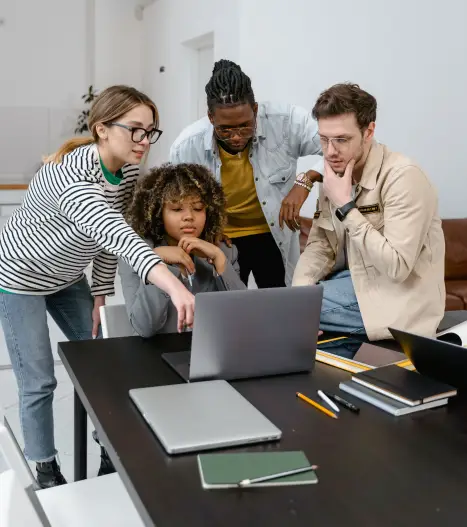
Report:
129,380,282,454
162,285,323,382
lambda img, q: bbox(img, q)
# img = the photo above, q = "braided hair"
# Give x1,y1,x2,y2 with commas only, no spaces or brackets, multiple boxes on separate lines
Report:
126,163,226,245
205,60,256,112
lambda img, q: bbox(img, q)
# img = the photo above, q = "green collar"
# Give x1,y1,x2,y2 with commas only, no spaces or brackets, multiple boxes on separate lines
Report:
100,157,123,185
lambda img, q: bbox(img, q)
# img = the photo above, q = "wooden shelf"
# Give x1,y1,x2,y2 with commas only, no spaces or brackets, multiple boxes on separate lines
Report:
0,184,29,190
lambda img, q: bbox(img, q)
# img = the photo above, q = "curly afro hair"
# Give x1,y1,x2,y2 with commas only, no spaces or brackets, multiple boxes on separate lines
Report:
126,163,226,245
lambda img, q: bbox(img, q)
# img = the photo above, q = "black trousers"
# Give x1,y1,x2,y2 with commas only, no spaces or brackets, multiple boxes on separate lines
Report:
233,232,286,288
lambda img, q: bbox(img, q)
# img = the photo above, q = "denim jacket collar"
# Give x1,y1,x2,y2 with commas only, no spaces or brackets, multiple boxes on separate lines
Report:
204,122,215,152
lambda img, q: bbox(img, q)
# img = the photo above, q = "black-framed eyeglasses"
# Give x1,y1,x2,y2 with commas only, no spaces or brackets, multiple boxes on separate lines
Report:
109,122,163,144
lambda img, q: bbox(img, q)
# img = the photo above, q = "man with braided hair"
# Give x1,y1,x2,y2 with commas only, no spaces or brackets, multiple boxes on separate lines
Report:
170,60,323,288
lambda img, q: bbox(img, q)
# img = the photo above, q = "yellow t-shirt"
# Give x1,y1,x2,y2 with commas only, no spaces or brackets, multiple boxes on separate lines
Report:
219,146,270,238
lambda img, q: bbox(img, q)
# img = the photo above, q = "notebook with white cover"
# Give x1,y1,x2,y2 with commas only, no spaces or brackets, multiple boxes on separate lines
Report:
437,321,467,347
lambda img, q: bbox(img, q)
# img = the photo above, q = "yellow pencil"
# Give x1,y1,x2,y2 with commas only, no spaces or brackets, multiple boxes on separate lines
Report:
296,392,338,419
317,336,348,345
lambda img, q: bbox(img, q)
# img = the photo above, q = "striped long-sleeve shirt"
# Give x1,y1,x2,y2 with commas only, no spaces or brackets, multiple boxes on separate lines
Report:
0,144,161,296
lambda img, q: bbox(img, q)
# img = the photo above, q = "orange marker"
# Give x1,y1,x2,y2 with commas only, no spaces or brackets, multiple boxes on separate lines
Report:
296,392,338,419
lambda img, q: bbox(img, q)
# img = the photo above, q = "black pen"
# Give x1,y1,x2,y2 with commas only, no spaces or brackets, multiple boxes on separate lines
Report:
324,392,360,414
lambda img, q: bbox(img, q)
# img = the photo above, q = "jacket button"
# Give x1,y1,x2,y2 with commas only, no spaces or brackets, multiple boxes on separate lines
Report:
262,201,266,205
279,242,282,246
270,222,275,227
281,177,285,181
255,177,259,181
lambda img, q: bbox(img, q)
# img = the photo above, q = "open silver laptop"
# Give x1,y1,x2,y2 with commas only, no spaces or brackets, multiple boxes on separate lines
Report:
129,380,282,454
162,285,323,382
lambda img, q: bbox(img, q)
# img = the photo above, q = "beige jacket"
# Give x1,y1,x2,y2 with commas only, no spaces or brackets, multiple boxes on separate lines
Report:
293,142,445,341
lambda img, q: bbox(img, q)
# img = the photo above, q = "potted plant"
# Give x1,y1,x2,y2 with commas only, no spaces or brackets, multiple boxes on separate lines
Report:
75,85,98,134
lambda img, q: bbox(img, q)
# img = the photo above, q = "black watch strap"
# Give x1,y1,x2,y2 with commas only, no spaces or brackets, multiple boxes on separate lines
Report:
336,201,357,222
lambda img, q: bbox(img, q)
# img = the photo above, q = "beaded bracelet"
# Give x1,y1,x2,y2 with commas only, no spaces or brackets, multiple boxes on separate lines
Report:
294,172,314,192
294,180,314,192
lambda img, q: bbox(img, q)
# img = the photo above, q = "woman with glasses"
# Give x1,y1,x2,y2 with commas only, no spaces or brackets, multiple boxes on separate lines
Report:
170,60,324,289
0,85,194,488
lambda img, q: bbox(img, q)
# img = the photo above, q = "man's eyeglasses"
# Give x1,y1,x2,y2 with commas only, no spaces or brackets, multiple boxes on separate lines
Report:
214,124,255,141
109,123,163,144
319,136,352,152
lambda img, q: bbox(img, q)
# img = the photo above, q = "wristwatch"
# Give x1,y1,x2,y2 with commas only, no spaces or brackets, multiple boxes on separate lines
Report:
294,172,314,192
335,201,357,222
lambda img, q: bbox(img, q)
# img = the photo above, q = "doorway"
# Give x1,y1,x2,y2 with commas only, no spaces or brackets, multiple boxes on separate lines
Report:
196,45,214,119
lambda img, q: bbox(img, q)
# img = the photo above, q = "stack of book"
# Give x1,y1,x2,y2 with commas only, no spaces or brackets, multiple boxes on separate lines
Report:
339,364,457,416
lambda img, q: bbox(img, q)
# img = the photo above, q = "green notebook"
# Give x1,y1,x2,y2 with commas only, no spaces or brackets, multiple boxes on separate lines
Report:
198,451,318,489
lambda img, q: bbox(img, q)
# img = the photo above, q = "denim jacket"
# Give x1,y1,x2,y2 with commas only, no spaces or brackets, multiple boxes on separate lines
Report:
170,101,324,285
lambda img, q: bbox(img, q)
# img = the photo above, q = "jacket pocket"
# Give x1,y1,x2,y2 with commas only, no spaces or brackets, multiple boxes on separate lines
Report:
313,214,334,232
268,166,294,185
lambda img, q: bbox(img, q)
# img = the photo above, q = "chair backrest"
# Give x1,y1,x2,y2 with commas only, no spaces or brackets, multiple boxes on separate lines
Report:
0,417,37,490
0,417,51,526
442,218,467,280
0,470,45,526
99,304,134,339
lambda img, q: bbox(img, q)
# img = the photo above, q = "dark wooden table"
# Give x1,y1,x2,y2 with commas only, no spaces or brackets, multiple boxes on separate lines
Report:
59,330,467,527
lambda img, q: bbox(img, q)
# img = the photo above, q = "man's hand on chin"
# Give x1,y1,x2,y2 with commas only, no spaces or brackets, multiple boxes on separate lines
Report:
323,159,355,208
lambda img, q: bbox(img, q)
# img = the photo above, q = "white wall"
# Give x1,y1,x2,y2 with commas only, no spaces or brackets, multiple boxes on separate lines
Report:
0,0,146,183
142,0,240,167
0,0,89,181
0,2,88,108
141,0,467,219
237,0,467,219
0,0,146,366
94,0,144,90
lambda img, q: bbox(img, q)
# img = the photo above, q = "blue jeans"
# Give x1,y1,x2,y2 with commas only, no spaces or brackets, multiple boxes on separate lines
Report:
319,270,366,357
0,276,96,462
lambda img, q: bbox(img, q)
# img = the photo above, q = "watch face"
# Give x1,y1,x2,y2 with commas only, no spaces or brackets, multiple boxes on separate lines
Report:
335,208,344,221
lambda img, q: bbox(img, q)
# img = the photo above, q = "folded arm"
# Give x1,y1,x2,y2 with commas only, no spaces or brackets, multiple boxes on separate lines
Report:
292,222,335,286
119,259,182,337
213,244,247,291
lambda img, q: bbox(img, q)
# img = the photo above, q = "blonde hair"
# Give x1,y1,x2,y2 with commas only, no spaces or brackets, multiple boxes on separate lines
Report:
44,85,159,164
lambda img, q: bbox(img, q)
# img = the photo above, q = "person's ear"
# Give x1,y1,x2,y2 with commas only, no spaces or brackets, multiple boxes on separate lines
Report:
208,112,215,126
95,123,108,141
365,122,375,142
253,103,258,118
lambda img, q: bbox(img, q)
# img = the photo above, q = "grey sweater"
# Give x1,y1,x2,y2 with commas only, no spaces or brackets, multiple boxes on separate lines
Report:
119,241,246,337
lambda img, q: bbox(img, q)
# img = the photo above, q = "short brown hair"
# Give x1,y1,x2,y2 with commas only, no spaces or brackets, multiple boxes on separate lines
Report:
126,163,226,245
312,83,377,129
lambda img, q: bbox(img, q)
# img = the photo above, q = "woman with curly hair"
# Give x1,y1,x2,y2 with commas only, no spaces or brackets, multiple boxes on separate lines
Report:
120,163,246,337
